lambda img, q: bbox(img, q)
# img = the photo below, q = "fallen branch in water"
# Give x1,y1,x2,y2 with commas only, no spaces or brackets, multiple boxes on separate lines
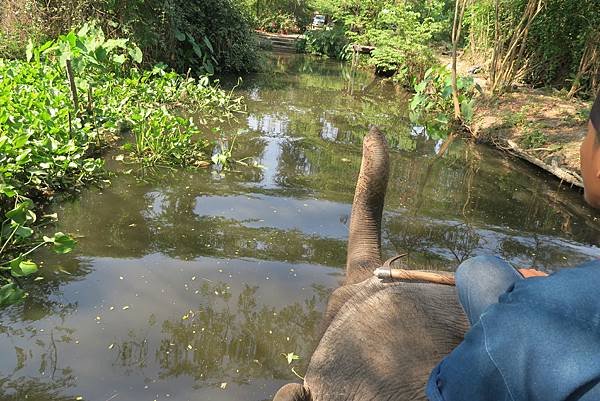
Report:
494,138,583,188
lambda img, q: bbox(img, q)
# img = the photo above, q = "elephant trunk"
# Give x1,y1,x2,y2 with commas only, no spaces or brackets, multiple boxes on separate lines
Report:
345,127,389,284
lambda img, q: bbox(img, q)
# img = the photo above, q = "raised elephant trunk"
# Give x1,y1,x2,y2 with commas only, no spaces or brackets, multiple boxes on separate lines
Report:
345,127,389,284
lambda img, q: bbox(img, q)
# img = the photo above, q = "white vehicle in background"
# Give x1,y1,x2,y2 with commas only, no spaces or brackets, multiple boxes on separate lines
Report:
312,15,326,28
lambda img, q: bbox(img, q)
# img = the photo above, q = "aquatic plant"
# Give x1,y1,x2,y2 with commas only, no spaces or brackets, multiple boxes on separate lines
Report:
0,23,244,307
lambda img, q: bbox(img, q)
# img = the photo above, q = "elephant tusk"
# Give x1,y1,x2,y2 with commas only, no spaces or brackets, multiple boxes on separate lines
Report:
374,267,456,286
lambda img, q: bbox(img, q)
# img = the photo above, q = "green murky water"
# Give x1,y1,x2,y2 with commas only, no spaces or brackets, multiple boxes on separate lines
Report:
1,53,600,401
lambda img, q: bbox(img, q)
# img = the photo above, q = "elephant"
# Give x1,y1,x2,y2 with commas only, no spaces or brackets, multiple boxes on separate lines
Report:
273,127,469,401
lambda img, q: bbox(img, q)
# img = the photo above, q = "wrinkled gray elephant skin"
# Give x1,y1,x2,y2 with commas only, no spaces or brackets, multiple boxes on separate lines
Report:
273,128,469,401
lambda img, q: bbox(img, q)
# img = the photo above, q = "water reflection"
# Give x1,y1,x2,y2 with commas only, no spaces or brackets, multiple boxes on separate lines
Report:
1,255,335,401
1,52,600,401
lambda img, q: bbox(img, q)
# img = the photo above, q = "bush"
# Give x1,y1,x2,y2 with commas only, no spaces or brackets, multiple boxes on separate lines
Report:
360,3,440,85
0,0,261,73
259,13,301,34
301,25,350,59
409,66,481,138
464,0,600,96
313,1,441,84
246,0,312,30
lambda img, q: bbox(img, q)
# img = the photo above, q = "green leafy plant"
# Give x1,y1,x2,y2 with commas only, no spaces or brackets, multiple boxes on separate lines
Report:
302,25,350,59
211,133,262,171
259,13,301,34
520,128,547,149
360,3,440,85
410,66,480,139
281,352,304,380
0,193,76,307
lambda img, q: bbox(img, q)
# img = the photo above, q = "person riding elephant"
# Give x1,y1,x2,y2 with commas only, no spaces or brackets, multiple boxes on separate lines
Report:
273,91,600,401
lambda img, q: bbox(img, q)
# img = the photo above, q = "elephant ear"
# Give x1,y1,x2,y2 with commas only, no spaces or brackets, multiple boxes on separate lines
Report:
273,383,311,401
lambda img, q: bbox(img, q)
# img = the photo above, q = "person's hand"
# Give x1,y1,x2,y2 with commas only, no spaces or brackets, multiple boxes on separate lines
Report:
518,268,548,278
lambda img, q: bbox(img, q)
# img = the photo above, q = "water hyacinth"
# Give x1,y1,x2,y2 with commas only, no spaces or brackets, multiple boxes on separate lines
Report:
0,22,244,306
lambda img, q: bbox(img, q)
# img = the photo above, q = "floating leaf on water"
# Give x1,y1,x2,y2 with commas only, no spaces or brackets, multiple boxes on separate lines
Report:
282,352,300,365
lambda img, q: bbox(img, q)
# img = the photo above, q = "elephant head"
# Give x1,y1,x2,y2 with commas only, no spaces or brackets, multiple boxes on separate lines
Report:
273,127,469,401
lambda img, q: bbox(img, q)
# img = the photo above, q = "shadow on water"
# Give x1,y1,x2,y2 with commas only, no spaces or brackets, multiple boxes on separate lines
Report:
1,52,600,401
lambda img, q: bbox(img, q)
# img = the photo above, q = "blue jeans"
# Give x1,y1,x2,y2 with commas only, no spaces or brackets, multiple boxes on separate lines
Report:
455,255,524,325
427,257,600,401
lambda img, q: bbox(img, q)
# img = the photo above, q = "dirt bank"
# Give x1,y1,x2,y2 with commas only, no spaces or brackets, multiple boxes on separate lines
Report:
472,89,592,187
441,52,593,188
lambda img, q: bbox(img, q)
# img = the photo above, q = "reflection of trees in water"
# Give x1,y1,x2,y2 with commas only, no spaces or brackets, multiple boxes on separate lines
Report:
385,217,480,271
54,175,348,267
499,237,591,271
0,257,88,324
0,376,77,401
111,282,326,388
0,323,78,401
1,281,329,398
385,212,594,272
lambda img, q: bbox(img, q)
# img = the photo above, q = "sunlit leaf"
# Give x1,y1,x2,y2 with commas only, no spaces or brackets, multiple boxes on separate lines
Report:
112,54,126,64
128,45,143,64
10,260,38,277
51,232,76,254
26,39,34,62
0,184,16,198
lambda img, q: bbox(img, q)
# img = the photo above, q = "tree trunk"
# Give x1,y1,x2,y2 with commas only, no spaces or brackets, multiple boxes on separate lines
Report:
451,0,466,120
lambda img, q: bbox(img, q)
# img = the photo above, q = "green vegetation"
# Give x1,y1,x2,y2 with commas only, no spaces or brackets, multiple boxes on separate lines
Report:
519,128,547,149
410,66,480,138
246,0,312,33
0,23,243,307
259,13,302,34
297,25,350,59
1,0,260,73
466,0,600,96
297,1,448,85
353,2,440,85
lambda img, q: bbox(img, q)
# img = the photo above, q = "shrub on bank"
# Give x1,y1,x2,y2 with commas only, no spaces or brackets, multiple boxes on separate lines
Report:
409,66,481,139
300,25,350,59
259,13,301,34
0,0,260,73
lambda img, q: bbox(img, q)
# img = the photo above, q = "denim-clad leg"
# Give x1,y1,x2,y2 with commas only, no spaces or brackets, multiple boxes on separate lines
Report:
455,255,524,326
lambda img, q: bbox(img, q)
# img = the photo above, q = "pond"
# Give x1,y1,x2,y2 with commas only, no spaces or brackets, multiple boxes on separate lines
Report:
1,53,599,401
